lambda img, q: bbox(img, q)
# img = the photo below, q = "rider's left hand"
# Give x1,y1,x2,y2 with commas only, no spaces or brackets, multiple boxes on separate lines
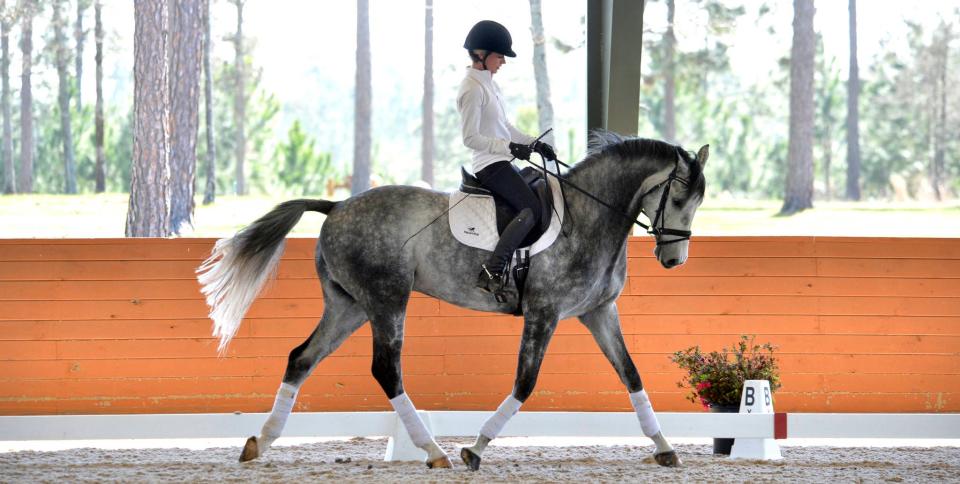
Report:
532,141,557,161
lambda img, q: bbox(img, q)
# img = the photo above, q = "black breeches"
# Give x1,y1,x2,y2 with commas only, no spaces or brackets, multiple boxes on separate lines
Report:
476,161,542,274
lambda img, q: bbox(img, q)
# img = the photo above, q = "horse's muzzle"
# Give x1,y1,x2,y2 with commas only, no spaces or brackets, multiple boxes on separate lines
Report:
654,246,685,269
661,257,683,269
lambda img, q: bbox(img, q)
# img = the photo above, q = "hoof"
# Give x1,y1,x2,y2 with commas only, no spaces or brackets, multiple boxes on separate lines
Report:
426,455,453,469
654,450,682,467
460,447,481,471
239,436,260,462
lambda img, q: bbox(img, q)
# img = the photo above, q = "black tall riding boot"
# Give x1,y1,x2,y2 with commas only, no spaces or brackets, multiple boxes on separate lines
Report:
477,208,536,301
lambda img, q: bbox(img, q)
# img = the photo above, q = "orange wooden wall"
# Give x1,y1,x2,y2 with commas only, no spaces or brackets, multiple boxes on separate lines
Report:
0,237,957,416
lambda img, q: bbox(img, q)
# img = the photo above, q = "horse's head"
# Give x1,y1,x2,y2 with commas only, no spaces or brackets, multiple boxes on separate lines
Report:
639,144,708,269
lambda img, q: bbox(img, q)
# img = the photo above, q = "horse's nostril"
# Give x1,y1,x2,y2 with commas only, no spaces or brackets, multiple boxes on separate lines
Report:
666,258,682,268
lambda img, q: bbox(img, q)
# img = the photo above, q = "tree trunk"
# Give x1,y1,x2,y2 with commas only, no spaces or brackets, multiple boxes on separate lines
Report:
351,0,371,195
231,0,246,195
930,24,950,201
420,0,433,187
1,0,13,194
780,0,815,216
168,0,203,234
75,0,87,112
821,120,832,200
663,0,676,143
18,2,34,193
844,0,861,201
529,0,555,146
53,0,77,194
126,0,171,237
202,0,215,204
94,0,105,192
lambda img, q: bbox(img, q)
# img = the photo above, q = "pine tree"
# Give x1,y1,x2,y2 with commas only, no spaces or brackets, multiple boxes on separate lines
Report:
168,0,203,233
229,0,246,195
844,0,861,200
0,0,13,194
18,0,35,193
127,0,172,236
94,0,105,192
351,0,371,194
529,0,555,145
780,0,815,215
52,0,77,194
420,0,434,186
202,0,215,204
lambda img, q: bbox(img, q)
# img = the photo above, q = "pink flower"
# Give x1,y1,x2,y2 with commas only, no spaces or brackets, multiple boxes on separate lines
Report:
696,381,712,391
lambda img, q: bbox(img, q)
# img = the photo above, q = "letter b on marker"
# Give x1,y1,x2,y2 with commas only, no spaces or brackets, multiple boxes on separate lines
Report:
739,380,774,415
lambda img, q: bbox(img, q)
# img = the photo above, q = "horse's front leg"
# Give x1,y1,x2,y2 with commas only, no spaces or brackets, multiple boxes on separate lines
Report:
460,310,559,471
579,302,681,467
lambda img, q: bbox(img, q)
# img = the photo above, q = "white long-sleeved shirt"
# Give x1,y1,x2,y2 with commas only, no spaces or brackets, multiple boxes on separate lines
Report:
457,67,536,174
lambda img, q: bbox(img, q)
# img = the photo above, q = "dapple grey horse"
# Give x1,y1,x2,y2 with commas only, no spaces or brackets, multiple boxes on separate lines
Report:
197,130,708,470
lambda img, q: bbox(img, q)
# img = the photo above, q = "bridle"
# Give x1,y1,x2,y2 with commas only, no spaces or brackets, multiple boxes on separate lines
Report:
527,148,694,248
635,157,692,246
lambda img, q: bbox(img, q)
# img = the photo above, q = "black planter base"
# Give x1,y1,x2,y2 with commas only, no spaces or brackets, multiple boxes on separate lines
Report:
708,404,740,455
712,437,734,455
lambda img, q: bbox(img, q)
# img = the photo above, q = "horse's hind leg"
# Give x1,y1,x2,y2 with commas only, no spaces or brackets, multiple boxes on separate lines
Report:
578,302,681,467
240,280,367,462
369,308,452,468
461,309,559,471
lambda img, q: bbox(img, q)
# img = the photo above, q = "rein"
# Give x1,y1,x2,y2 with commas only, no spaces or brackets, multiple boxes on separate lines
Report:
523,143,692,246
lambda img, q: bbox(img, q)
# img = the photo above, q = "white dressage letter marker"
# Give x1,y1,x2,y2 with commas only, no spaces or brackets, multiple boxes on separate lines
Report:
731,380,782,460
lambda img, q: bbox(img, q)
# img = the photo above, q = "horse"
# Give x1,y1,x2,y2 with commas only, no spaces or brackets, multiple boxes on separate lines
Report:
197,130,709,470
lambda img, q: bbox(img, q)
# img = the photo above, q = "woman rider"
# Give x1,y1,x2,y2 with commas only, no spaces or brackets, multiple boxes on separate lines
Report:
458,20,557,301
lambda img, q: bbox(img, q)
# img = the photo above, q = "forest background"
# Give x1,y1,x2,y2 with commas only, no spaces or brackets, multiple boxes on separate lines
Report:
0,0,957,237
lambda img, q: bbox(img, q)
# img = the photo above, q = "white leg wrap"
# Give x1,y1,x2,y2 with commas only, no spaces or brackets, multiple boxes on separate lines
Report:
479,395,523,440
258,382,298,450
389,392,433,448
630,389,662,438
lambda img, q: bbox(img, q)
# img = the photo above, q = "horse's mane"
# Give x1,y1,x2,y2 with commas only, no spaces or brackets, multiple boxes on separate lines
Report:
579,129,705,199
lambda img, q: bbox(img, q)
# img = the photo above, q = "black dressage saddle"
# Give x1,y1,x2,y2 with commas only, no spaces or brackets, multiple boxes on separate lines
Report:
459,166,553,247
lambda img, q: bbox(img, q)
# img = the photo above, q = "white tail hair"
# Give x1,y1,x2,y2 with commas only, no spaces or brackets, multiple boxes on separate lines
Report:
197,236,286,353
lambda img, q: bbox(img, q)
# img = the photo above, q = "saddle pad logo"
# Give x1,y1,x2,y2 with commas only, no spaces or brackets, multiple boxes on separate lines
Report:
463,226,480,236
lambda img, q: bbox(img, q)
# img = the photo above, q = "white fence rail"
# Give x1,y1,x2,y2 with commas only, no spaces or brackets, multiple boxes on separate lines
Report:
3,412,958,441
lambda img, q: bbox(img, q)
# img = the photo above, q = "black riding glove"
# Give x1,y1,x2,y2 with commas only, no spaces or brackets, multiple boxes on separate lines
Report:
509,142,532,161
532,141,557,160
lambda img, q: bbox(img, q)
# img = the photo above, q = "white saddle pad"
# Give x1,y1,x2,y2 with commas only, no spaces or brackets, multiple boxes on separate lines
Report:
448,163,565,256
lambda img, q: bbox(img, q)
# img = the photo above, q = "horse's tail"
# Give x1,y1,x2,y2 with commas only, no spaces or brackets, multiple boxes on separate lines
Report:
197,199,336,353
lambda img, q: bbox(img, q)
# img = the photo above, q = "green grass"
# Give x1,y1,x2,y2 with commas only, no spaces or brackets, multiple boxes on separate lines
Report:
2,193,959,238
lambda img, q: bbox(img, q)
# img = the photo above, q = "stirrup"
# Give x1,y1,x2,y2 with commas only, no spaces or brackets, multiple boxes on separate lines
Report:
476,264,508,303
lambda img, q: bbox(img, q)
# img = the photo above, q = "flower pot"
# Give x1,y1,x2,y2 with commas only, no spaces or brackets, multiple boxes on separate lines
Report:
708,404,740,455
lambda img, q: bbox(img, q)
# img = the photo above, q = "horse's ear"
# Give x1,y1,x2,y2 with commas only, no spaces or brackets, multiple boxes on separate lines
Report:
696,145,709,166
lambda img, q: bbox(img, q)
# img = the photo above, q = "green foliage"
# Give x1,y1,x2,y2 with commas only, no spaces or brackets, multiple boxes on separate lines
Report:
275,120,333,196
200,58,279,196
641,0,763,197
814,33,847,199
670,335,782,408
514,106,539,138
642,2,959,202
431,104,471,190
860,19,960,198
29,86,132,194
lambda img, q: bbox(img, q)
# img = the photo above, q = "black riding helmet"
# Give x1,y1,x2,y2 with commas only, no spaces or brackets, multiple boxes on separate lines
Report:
464,20,516,70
